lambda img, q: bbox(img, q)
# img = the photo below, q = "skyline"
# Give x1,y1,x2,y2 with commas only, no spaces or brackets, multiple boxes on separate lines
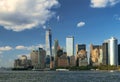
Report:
0,0,120,67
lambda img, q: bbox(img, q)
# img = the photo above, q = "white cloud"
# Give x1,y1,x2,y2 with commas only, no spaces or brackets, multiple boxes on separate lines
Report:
0,0,59,31
15,45,26,50
90,0,120,8
77,21,85,27
15,44,45,50
0,46,13,51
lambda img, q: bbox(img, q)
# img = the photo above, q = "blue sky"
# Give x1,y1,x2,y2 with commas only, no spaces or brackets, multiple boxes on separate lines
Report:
0,0,120,67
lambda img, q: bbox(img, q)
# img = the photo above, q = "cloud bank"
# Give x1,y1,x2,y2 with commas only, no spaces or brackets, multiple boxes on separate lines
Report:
0,0,59,31
90,0,120,8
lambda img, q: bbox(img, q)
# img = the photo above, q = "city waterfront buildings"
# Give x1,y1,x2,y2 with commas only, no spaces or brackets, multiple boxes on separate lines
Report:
14,55,32,68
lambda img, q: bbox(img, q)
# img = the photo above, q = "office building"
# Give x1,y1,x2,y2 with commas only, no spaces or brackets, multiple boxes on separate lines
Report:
76,44,88,66
66,36,74,56
118,44,120,65
108,37,118,66
46,29,52,68
102,42,108,65
70,55,76,66
58,52,69,67
38,48,46,69
54,39,59,67
46,29,52,56
30,50,38,67
90,44,102,66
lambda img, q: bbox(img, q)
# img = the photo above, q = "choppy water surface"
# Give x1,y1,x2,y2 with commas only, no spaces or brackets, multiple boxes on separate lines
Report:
0,71,120,82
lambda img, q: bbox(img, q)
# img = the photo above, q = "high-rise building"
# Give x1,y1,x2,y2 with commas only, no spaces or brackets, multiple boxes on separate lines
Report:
38,48,46,69
76,44,88,66
76,44,86,54
46,29,52,68
90,44,102,66
118,44,120,65
102,42,108,65
46,29,52,56
54,40,59,56
30,50,38,67
54,39,59,67
108,37,118,66
66,36,74,56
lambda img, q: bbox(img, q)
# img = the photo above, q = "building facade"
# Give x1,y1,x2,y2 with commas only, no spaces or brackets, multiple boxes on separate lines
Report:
54,39,59,67
90,44,102,66
38,48,46,69
70,55,76,67
108,37,118,66
118,44,120,65
30,50,38,67
66,36,74,56
76,44,88,66
14,55,32,68
102,42,108,65
58,52,69,67
46,29,52,56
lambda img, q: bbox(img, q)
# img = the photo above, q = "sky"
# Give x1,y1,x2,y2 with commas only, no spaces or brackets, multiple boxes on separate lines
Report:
0,0,120,67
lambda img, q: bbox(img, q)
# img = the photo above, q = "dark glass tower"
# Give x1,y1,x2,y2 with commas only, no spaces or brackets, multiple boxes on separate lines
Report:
102,42,108,65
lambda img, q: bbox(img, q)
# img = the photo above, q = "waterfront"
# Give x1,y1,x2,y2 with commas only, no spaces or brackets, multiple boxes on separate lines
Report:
0,71,120,82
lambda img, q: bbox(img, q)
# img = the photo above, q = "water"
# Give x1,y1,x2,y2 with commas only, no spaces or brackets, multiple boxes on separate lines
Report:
0,71,120,82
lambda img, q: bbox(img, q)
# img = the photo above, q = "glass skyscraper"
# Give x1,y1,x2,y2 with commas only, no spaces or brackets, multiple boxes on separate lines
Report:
108,37,118,66
46,29,52,56
46,29,52,68
66,36,74,56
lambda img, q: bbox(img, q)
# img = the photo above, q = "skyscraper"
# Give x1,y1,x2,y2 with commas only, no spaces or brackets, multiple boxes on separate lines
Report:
118,44,120,65
102,42,108,65
46,29,52,56
90,44,101,66
38,48,46,69
30,50,38,67
66,36,74,56
76,44,87,66
108,37,118,66
54,39,59,67
46,29,52,68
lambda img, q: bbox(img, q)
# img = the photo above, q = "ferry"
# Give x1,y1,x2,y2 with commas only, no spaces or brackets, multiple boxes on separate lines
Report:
56,69,69,71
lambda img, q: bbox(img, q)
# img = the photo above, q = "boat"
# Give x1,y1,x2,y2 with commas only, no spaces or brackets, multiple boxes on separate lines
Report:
56,69,69,71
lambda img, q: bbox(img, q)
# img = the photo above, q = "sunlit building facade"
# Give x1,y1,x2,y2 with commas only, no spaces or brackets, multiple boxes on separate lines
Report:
108,37,118,66
76,44,88,66
66,36,74,56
